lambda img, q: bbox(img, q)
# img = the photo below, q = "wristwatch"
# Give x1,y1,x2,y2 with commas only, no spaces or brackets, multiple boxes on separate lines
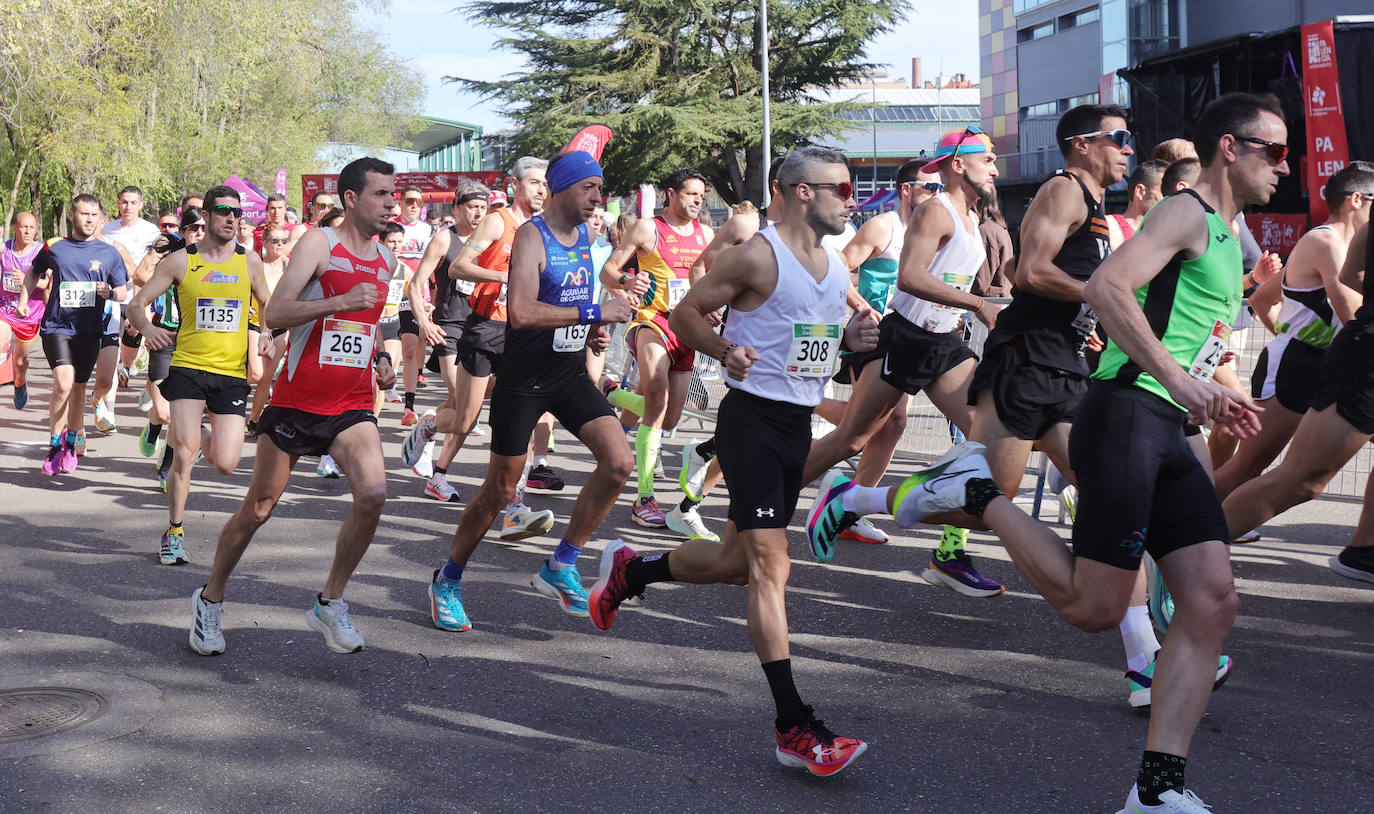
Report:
619,272,634,289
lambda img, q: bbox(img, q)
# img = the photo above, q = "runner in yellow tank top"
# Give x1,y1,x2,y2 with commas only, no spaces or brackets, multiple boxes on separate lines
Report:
128,186,275,567
598,168,716,534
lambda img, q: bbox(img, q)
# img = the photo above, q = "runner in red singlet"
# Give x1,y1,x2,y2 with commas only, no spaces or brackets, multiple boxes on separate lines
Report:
187,157,400,657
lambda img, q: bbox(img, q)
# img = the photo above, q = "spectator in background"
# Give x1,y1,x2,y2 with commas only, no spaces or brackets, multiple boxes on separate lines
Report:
102,185,160,267
158,211,179,234
974,196,1012,299
253,193,291,257
1151,137,1198,163
179,193,204,215
1107,159,1169,248
237,219,256,253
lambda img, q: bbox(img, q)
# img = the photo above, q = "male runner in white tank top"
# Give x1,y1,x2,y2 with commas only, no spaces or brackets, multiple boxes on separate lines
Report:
588,146,880,778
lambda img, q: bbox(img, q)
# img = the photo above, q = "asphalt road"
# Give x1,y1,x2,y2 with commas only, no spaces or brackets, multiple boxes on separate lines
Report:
1,361,1371,813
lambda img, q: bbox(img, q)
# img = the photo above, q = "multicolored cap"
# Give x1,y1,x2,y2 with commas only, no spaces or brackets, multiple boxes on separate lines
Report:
919,127,994,175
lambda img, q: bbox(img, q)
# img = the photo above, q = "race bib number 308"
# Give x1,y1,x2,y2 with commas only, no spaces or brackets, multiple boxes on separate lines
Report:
319,318,375,369
785,323,840,377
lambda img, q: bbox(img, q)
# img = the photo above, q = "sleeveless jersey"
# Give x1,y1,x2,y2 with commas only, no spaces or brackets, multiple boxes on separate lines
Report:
171,244,253,378
988,171,1110,374
887,193,985,333
1093,189,1244,410
274,228,393,415
433,225,475,323
636,216,707,320
722,225,850,407
1272,225,1338,349
0,239,44,337
856,210,903,312
498,215,596,392
469,207,518,321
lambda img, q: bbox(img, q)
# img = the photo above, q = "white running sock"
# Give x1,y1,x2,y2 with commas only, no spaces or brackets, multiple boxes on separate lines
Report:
841,484,891,518
1119,604,1160,673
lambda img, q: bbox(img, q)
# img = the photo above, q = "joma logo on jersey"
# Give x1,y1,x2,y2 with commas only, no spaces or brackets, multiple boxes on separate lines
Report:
561,267,590,287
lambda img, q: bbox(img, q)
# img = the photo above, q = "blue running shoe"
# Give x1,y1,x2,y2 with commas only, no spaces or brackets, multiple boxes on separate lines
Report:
428,569,471,631
1145,553,1174,635
13,382,28,410
805,469,855,563
531,562,590,617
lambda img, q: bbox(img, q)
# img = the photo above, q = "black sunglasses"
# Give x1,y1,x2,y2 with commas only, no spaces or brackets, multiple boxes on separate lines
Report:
210,205,244,218
1235,136,1288,165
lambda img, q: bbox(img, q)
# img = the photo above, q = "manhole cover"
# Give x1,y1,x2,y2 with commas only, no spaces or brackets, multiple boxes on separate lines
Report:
0,688,108,744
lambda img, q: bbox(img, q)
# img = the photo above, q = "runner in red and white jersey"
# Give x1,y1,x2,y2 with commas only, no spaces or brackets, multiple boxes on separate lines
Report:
394,186,435,422
188,156,400,659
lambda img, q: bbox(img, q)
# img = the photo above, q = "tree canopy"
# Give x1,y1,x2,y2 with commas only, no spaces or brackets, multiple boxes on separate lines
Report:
0,0,424,236
451,0,909,203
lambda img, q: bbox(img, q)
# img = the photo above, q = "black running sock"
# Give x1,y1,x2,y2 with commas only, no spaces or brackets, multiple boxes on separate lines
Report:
148,423,163,444
317,592,331,606
679,495,701,513
433,465,447,475
963,478,1002,519
160,445,174,470
404,392,416,411
1136,751,1186,805
696,437,716,460
762,659,807,731
624,552,673,596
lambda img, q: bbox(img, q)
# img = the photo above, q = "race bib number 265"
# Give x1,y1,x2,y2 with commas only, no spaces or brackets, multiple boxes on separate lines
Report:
319,318,375,369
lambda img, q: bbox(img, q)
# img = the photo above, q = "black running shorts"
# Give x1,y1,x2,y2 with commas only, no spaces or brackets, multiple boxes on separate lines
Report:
398,309,420,337
256,405,377,458
715,387,813,531
158,366,250,416
488,376,616,457
148,342,175,383
968,341,1086,441
1251,336,1323,414
378,316,401,343
1307,324,1374,434
834,312,976,394
1069,382,1230,570
458,314,505,378
431,319,467,358
42,332,101,384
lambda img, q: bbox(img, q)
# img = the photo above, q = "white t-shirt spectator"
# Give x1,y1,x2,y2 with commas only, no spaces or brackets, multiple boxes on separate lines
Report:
101,218,161,266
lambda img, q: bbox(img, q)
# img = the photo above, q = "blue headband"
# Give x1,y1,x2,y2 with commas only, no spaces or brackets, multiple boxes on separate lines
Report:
547,151,604,194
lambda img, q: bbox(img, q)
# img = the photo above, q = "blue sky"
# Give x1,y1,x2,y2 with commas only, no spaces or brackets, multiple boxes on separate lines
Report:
377,0,980,133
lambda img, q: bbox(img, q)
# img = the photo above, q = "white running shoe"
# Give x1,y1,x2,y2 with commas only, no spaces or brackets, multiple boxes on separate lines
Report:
1117,784,1213,813
893,442,993,527
665,503,719,541
401,411,438,469
840,517,889,545
189,586,225,656
411,441,435,479
386,387,403,403
316,454,342,478
678,439,710,502
424,474,461,502
500,502,555,541
305,595,365,653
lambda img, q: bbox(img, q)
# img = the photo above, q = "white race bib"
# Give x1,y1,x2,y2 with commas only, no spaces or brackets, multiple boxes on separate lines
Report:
319,318,375,369
921,272,976,332
386,277,405,309
496,283,508,306
59,281,98,309
3,273,21,294
785,323,841,377
1188,320,1231,381
454,278,476,296
552,323,589,353
195,297,242,333
667,278,689,309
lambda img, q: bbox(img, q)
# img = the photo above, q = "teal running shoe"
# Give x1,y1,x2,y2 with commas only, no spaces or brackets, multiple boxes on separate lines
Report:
1145,553,1174,635
428,570,471,631
531,561,589,616
1127,654,1232,709
805,469,854,563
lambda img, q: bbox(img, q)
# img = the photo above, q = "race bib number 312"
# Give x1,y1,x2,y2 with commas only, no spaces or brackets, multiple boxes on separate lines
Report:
59,281,98,309
785,323,840,376
319,318,375,369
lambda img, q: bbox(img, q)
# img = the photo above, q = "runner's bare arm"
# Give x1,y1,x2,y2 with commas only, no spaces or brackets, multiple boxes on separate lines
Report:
1086,195,1259,431
507,222,633,331
671,238,768,365
841,212,891,272
127,250,189,350
1015,176,1090,301
599,217,654,293
1337,222,1367,294
689,212,759,283
246,251,273,336
409,229,448,344
1246,268,1282,333
450,211,511,284
284,224,310,255
264,229,376,328
132,250,162,287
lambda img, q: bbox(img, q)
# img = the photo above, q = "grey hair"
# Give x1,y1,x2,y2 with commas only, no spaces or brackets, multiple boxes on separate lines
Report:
511,156,549,182
776,147,848,198
455,179,491,197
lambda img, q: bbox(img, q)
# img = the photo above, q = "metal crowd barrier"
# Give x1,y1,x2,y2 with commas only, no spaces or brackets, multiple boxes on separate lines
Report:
601,302,1373,502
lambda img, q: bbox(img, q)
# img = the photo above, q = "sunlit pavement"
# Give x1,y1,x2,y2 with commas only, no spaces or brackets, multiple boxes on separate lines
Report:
1,360,1370,813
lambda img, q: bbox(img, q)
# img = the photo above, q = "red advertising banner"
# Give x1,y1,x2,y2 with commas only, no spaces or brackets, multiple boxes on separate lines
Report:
1300,20,1350,224
302,171,504,206
1245,213,1309,257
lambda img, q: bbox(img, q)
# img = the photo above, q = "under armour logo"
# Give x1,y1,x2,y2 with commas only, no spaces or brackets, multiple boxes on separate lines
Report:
232,400,245,406
756,507,775,518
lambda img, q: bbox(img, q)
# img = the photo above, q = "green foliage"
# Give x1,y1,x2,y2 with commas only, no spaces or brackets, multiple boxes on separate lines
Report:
451,0,908,202
0,0,424,235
